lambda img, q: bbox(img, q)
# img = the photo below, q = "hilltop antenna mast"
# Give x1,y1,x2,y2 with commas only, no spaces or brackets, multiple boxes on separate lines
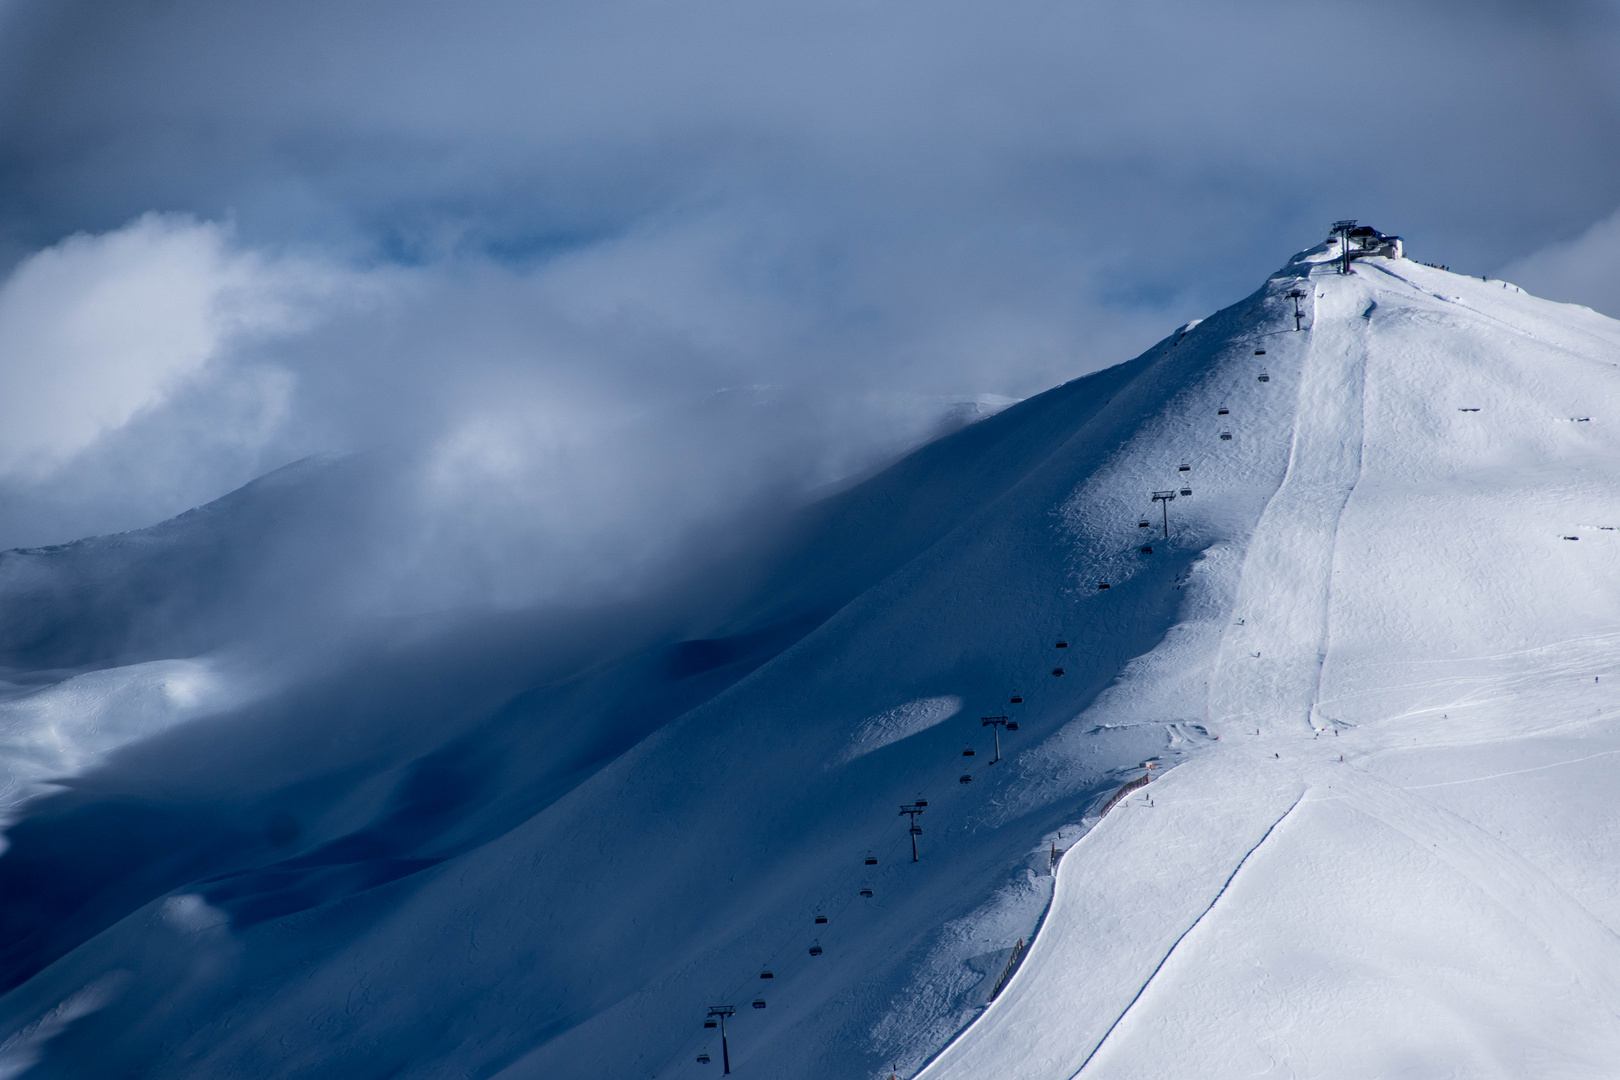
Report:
1288,288,1307,331
1152,490,1177,538
706,1007,737,1073
899,801,926,861
1331,220,1357,275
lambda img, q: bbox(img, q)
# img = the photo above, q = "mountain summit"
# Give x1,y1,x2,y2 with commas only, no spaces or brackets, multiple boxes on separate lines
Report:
2,238,1619,1079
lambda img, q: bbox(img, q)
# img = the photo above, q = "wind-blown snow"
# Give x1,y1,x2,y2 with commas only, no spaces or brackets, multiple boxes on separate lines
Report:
2,239,1619,1079
0,658,246,825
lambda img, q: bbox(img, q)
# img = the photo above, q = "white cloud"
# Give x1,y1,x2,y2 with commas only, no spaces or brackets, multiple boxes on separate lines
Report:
1498,205,1620,320
0,213,327,478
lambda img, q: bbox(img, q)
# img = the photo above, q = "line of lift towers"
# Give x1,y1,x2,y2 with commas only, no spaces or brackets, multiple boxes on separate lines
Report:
700,704,1026,1073
1141,228,1321,553
697,221,1367,1071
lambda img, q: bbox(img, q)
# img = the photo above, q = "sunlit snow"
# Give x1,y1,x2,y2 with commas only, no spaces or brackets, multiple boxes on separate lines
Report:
2,239,1618,1079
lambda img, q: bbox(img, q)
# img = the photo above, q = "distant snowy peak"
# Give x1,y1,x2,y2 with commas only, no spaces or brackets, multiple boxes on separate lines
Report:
0,454,367,668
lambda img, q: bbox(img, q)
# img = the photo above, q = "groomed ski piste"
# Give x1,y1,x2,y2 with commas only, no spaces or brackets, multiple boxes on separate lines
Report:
918,245,1620,1079
1,236,1619,1079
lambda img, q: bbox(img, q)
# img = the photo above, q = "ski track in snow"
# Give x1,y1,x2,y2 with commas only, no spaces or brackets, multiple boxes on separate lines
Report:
1069,792,1304,1078
920,247,1620,1080
1401,747,1620,789
5,242,1620,1079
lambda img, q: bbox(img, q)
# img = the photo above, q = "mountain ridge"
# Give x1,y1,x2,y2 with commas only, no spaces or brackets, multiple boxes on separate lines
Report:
3,240,1619,1079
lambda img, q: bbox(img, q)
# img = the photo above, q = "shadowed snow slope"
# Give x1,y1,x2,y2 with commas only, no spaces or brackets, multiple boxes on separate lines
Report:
4,244,1620,1080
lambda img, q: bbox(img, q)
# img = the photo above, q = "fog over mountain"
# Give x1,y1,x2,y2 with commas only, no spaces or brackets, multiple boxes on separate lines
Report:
1,8,1620,1075
0,0,1617,581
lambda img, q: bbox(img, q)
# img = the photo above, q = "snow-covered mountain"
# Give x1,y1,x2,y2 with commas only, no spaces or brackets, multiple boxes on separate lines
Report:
3,238,1620,1079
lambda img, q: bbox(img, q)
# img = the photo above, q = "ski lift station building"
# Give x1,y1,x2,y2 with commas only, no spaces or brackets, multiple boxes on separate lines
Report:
1333,223,1403,261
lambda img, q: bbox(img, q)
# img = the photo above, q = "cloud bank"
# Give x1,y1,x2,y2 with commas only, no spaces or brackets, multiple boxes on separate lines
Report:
1500,205,1620,319
0,0,1615,612
0,214,325,478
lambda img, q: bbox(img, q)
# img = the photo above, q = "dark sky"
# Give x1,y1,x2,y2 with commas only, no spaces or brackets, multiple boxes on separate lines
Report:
0,0,1616,598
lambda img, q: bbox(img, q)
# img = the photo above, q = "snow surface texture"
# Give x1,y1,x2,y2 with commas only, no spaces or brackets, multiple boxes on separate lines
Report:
0,658,246,828
919,249,1620,1079
1,243,1618,1078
